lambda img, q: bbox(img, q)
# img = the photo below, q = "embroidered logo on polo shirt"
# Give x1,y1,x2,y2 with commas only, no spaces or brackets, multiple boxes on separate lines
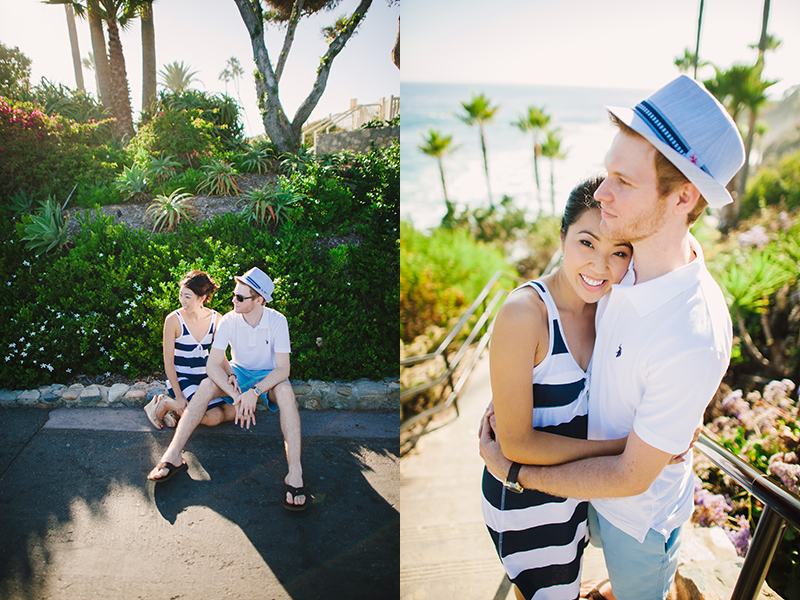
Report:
616,344,622,358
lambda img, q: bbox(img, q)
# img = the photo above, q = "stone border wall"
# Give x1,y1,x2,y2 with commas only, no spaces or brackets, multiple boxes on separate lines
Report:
315,126,398,155
0,378,400,411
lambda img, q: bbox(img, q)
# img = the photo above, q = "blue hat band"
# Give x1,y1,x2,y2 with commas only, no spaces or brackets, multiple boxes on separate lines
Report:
634,100,711,176
244,275,263,294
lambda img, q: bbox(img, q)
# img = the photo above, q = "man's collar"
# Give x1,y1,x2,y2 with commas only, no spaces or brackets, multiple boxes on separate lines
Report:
613,235,705,316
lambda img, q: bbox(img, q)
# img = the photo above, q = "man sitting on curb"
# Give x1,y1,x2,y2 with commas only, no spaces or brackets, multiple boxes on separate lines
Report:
148,267,306,511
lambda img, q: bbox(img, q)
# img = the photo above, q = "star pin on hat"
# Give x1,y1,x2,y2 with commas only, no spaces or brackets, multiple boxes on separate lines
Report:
606,74,745,208
235,267,274,302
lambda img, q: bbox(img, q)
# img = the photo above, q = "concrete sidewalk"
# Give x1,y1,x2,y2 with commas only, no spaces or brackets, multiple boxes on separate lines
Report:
400,352,608,600
0,406,399,600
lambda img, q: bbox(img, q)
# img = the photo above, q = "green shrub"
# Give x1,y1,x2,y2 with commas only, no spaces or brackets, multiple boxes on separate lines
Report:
401,220,512,341
0,143,398,388
241,182,303,228
155,168,203,196
127,107,216,168
742,151,800,219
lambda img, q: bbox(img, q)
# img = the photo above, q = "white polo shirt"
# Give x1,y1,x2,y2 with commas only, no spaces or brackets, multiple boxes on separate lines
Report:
212,307,291,371
588,237,731,543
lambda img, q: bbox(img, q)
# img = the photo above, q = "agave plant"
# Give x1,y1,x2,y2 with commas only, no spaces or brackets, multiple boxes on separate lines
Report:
241,182,304,228
146,153,182,184
198,159,241,197
145,188,199,233
238,146,276,175
115,164,150,202
8,190,36,217
278,146,315,176
17,189,74,255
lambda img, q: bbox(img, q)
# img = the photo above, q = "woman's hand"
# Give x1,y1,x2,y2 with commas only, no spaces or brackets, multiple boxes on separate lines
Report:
227,373,241,396
477,400,495,440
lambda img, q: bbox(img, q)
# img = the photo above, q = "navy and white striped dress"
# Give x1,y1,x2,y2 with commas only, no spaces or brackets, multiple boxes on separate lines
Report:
166,309,225,409
482,280,589,600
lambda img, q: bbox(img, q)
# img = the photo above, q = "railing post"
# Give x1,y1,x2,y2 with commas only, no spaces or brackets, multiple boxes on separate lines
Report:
731,506,787,600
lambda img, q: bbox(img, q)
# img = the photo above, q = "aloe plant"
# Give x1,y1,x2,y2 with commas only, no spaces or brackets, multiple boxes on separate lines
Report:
197,159,241,196
115,164,150,202
145,188,199,232
238,146,275,175
146,153,181,184
241,182,304,228
17,188,74,255
8,190,36,217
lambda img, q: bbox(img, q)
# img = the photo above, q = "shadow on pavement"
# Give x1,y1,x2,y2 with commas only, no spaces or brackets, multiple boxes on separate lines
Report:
0,408,398,599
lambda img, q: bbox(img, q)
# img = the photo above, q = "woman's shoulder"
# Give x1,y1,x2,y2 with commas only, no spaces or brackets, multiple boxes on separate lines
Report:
497,285,548,331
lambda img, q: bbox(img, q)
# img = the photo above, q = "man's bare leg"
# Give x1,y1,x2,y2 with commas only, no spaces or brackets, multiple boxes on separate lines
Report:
270,381,304,506
148,378,224,479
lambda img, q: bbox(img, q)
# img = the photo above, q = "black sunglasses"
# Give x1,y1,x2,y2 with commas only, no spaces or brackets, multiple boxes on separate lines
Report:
233,293,256,302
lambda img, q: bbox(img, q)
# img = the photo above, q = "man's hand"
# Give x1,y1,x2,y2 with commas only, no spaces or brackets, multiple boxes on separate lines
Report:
477,400,495,439
479,412,513,481
233,389,258,429
669,423,703,465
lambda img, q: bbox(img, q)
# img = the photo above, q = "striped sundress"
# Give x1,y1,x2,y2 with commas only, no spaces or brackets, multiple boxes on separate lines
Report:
166,309,226,409
481,280,590,600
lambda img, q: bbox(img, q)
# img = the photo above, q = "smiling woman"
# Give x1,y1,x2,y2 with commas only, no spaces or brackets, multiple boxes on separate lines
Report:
481,175,631,600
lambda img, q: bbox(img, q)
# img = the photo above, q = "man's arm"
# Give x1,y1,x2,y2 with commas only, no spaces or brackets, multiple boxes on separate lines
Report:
207,348,240,398
233,353,290,428
479,412,671,498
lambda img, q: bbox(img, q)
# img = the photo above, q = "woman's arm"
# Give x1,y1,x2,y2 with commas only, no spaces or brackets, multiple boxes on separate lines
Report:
490,290,626,466
162,313,187,404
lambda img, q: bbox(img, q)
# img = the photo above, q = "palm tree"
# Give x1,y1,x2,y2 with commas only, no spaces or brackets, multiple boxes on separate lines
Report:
418,128,457,225
540,128,566,215
457,93,499,207
513,105,550,210
693,0,705,78
82,52,99,97
139,1,157,112
64,3,85,90
159,61,201,93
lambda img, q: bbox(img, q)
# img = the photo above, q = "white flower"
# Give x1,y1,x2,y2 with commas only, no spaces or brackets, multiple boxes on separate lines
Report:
66,368,72,373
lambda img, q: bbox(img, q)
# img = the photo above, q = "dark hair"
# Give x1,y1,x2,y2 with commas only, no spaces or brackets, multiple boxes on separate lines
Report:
180,270,217,302
560,174,605,236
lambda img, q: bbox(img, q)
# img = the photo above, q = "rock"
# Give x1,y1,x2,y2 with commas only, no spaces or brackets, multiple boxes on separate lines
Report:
0,389,20,406
336,383,353,397
124,388,147,405
61,384,84,403
108,383,129,404
78,385,103,406
17,389,41,406
291,382,313,396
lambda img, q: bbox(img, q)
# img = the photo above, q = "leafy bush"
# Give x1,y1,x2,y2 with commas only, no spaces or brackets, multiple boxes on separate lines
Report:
127,107,216,168
741,151,800,219
141,90,245,151
154,168,203,196
0,143,399,388
146,188,199,232
400,220,512,341
0,95,120,202
19,78,109,123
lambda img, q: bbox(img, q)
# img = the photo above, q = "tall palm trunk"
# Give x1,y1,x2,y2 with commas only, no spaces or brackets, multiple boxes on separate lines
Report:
140,2,157,113
479,125,492,207
87,0,112,107
64,4,85,90
105,13,134,139
693,0,704,79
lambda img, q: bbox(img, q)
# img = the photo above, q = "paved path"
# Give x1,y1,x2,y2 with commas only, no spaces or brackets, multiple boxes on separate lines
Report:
0,407,398,600
400,353,609,600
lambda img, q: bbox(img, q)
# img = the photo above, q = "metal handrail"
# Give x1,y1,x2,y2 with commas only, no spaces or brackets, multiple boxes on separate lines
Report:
695,433,800,599
400,270,519,428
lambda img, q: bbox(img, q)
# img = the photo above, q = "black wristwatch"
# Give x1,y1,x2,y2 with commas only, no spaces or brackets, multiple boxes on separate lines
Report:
503,462,523,494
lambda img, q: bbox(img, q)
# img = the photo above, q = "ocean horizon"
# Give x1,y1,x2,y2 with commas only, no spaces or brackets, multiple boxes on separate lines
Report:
401,81,652,230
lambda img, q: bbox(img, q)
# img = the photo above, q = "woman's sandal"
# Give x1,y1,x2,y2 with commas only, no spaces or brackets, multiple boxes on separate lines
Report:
143,396,164,429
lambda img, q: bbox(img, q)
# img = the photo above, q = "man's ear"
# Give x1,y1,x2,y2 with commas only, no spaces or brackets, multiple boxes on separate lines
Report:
674,182,701,215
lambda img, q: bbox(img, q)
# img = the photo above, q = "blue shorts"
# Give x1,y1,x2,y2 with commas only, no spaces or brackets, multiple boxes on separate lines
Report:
223,363,280,412
588,504,683,600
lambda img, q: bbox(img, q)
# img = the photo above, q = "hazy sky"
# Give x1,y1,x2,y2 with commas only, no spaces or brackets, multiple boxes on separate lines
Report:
0,0,400,137
402,0,800,98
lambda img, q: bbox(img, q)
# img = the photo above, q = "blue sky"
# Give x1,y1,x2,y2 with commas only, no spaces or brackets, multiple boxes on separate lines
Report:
0,0,400,137
402,0,800,98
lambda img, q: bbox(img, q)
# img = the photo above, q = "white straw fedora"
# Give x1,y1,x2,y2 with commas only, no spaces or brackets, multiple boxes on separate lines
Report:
235,267,274,302
606,74,745,208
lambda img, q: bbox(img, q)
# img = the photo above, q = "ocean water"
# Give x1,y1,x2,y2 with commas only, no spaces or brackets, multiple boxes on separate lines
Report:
401,82,651,230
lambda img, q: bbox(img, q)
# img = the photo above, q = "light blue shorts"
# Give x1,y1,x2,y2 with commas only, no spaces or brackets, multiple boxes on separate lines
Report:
222,364,280,412
588,504,683,600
